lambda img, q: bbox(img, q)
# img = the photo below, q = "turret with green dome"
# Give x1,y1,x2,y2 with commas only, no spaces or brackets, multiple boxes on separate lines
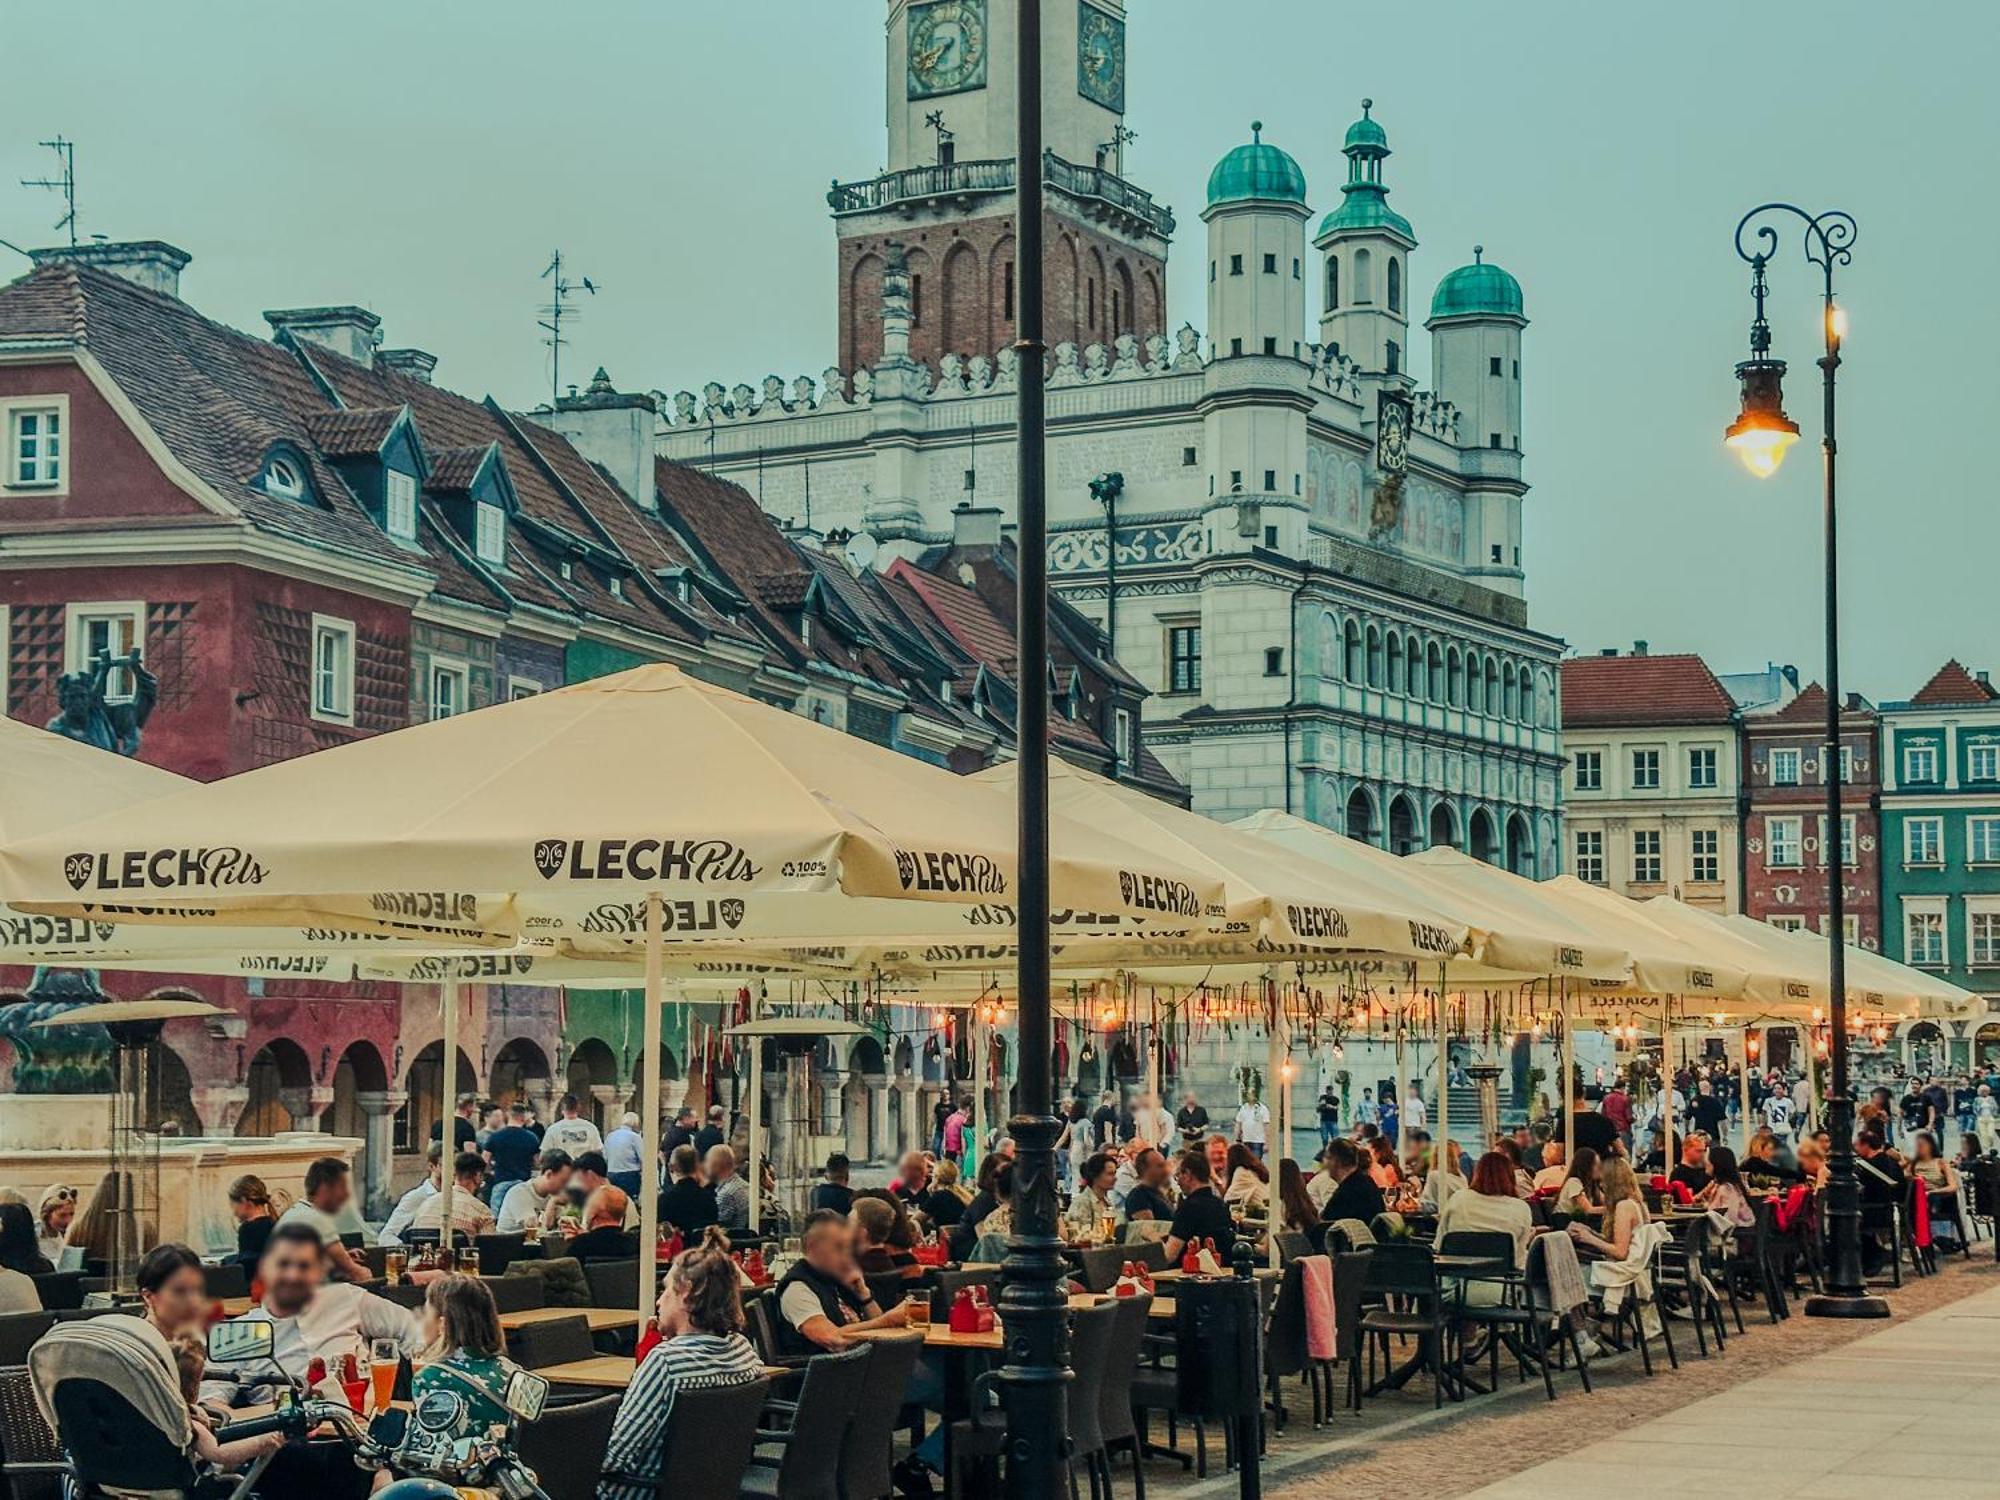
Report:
1204,121,1308,209
1430,246,1525,321
1318,100,1414,242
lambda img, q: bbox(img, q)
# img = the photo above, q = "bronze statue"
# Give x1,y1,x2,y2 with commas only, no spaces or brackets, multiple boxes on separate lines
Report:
46,649,157,758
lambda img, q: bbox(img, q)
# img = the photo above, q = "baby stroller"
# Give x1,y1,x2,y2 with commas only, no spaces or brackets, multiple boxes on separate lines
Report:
26,1312,290,1500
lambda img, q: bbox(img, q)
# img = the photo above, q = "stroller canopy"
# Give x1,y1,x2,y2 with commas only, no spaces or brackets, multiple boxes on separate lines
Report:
28,1313,192,1452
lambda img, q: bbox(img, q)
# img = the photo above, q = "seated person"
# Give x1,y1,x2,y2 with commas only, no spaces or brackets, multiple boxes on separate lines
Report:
562,1185,642,1261
409,1153,498,1240
1667,1135,1711,1197
1316,1138,1386,1228
851,1193,923,1281
394,1274,528,1479
1163,1149,1236,1264
1530,1140,1568,1195
774,1212,910,1355
1064,1152,1120,1241
1435,1152,1536,1305
657,1145,717,1239
1555,1147,1604,1219
1740,1129,1801,1188
1695,1145,1756,1230
495,1150,573,1235
171,1336,286,1474
1854,1129,1908,1273
1120,1148,1176,1225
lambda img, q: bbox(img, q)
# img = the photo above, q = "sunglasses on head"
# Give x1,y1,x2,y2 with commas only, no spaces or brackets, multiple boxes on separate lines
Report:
48,1188,76,1203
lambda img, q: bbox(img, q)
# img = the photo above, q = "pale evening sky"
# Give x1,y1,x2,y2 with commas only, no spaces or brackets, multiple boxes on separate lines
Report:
4,1,1993,702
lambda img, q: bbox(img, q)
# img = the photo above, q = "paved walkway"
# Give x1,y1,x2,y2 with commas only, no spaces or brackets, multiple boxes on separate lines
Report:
1462,1278,2000,1500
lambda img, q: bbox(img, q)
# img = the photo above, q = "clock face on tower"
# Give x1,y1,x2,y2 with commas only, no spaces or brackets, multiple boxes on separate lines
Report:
907,0,988,100
1076,2,1126,112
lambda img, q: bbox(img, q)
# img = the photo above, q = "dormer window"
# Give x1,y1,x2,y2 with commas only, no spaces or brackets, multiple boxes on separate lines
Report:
385,470,418,541
474,501,506,566
608,575,625,600
259,453,309,501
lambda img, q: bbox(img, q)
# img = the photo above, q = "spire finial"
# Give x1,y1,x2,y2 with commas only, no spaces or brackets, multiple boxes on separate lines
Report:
1251,120,1263,141
1474,244,1484,263
1361,98,1373,115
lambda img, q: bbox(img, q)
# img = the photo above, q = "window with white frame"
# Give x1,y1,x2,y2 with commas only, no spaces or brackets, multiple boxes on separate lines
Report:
1814,813,1856,867
1573,750,1601,792
1630,748,1660,791
507,677,541,702
1833,745,1854,784
6,400,65,489
1971,903,2000,967
1766,816,1802,869
1904,901,1946,967
310,615,355,724
63,602,144,703
385,470,419,541
1574,829,1604,884
1113,707,1133,767
1768,914,1805,933
1903,743,1939,785
474,502,506,566
428,659,468,720
1823,913,1859,944
1770,747,1800,786
1969,743,1999,784
1690,828,1720,883
1904,816,1943,867
1687,746,1718,790
1631,828,1662,884
1969,814,2000,866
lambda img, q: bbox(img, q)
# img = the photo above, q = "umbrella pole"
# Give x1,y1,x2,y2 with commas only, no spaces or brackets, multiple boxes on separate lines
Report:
1393,1001,1408,1161
1266,979,1282,1270
1436,999,1449,1183
1561,1004,1575,1149
1740,1028,1755,1153
638,893,664,1331
971,1005,986,1176
1805,1027,1820,1133
440,978,457,1243
748,986,764,1234
1661,1005,1674,1183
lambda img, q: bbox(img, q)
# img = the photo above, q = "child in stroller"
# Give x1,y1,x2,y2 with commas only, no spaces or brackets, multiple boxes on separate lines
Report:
169,1333,288,1474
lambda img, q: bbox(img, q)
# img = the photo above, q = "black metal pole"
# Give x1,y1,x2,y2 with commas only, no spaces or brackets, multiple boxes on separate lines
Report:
1000,0,1071,1489
1103,483,1117,656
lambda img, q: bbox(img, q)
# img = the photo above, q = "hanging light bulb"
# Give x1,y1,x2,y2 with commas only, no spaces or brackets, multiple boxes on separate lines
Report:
1333,1043,1346,1060
932,1009,948,1029
1280,1059,1297,1082
1811,1006,1824,1025
1099,1002,1119,1029
1815,1036,1830,1057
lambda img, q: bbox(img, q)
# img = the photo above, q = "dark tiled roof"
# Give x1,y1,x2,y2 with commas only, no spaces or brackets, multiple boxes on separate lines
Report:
1909,659,1998,707
757,571,814,611
304,405,403,458
1559,653,1738,727
425,444,491,494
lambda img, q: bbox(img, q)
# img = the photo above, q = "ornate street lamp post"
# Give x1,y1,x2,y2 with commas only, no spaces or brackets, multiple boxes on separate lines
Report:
1726,203,1885,1317
1000,0,1072,1490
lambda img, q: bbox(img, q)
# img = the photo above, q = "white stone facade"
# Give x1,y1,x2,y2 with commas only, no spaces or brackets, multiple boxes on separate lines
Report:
655,1,1564,871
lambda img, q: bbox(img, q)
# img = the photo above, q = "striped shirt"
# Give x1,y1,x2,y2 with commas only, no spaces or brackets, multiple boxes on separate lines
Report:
596,1332,766,1500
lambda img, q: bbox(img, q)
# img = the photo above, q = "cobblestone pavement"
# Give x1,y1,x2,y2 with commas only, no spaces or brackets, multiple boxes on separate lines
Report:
1136,1251,2000,1499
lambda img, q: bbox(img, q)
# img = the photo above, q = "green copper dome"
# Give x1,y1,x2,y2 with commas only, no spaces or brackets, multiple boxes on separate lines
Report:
1205,122,1307,207
1343,99,1389,152
1318,194,1414,240
1430,248,1524,319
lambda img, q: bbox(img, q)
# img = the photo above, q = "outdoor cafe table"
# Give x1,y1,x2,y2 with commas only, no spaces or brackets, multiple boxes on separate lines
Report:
1365,1250,1511,1401
497,1306,639,1334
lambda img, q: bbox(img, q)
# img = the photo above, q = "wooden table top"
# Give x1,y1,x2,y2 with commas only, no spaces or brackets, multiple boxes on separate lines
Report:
498,1306,639,1333
218,1296,252,1316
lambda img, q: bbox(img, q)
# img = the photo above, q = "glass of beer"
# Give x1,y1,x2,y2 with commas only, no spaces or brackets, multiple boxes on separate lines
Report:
383,1247,407,1283
368,1338,398,1413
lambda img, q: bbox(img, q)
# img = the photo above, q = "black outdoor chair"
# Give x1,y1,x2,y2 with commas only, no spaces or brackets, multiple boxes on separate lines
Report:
0,1365,63,1500
582,1258,640,1310
28,1274,81,1314
482,1275,547,1314
198,1263,248,1303
0,1319,52,1371
510,1314,596,1370
1654,1217,1730,1358
516,1393,618,1500
863,1272,913,1313
836,1332,923,1500
475,1232,531,1276
1356,1240,1461,1410
601,1376,772,1498
1077,1245,1127,1293
1097,1292,1152,1495
1126,1240,1170,1275
742,1344,871,1500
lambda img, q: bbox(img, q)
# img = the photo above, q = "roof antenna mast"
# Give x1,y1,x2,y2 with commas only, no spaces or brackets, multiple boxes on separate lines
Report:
20,137,77,248
537,250,598,410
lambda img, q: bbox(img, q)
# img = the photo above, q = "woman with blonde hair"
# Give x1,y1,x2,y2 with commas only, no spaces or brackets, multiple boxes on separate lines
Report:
35,1184,76,1265
601,1227,767,1500
62,1172,127,1271
1567,1157,1662,1331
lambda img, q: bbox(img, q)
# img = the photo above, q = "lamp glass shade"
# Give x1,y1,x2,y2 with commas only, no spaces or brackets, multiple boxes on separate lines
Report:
1726,356,1801,478
1726,419,1801,478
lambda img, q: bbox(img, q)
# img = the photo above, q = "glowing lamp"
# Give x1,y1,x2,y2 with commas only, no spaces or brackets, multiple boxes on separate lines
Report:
1725,355,1801,477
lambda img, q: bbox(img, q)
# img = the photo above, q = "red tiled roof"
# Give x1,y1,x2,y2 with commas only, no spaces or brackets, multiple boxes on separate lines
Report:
1559,653,1737,727
304,405,403,458
425,444,491,494
1909,659,1997,707
889,562,1020,675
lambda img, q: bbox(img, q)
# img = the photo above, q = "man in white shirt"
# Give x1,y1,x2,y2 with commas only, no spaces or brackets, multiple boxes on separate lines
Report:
1403,1087,1429,1133
1763,1090,1795,1143
495,1149,575,1234
410,1152,497,1238
1234,1095,1270,1158
602,1112,645,1198
273,1157,369,1284
541,1095,604,1161
378,1145,442,1246
1530,1140,1568,1194
200,1224,420,1404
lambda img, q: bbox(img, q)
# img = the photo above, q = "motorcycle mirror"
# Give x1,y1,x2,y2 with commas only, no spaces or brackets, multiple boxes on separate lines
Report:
502,1368,550,1424
206,1319,275,1366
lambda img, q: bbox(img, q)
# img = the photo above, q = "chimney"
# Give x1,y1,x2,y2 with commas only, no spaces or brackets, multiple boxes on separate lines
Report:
264,305,383,366
1979,670,1992,687
952,503,1003,549
545,368,659,513
1598,647,1618,657
1631,640,1649,656
29,240,190,298
376,348,438,384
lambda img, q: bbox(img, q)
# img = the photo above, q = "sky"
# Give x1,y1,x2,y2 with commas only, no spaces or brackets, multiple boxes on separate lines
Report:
5,1,1995,702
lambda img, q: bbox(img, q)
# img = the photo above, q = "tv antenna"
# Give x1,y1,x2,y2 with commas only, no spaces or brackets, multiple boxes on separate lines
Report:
924,110,955,165
20,136,77,247
537,250,598,410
